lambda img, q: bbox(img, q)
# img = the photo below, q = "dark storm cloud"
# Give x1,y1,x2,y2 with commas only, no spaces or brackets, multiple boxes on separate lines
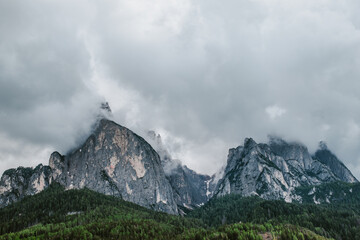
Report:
0,0,360,178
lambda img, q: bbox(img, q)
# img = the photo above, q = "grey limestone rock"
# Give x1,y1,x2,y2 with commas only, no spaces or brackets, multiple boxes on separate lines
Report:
214,136,355,203
0,119,178,214
0,164,52,207
146,131,211,210
51,119,178,214
314,142,358,183
167,164,210,210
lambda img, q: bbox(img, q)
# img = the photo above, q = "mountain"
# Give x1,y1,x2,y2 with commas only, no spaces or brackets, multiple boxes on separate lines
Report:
1,108,358,217
0,165,52,207
1,114,359,239
213,136,356,203
0,119,178,214
314,141,358,183
51,119,178,214
167,165,210,212
214,138,300,202
146,131,212,211
268,136,339,185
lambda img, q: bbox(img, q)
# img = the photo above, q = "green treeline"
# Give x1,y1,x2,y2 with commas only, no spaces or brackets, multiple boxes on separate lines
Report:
0,183,348,239
188,193,360,240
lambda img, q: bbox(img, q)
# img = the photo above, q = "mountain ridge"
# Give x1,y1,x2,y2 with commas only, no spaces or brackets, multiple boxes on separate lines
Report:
146,131,214,212
1,118,178,214
0,117,358,216
213,136,357,203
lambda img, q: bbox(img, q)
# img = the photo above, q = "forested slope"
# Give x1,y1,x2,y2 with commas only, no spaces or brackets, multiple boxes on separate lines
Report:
188,192,360,240
0,183,329,240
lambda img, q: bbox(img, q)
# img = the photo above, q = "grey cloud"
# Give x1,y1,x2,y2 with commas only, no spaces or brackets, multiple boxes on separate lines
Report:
0,0,103,175
0,0,360,179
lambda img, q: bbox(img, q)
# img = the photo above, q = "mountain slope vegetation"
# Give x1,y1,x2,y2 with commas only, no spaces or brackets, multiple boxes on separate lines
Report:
188,186,360,240
0,183,330,240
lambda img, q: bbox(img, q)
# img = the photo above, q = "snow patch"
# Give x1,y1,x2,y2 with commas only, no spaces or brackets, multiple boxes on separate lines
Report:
205,179,211,198
183,203,193,210
250,191,259,196
308,187,316,195
313,196,320,205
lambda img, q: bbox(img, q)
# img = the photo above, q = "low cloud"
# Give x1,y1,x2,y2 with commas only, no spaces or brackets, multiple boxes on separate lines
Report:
1,0,360,179
266,105,287,120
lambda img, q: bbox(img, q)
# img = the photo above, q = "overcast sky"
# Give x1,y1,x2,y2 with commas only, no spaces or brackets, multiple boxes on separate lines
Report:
1,0,360,179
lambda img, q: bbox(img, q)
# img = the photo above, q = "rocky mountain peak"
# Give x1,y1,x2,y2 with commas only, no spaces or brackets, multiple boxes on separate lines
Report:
268,136,313,170
146,130,172,167
1,114,358,214
58,118,178,214
1,118,179,214
244,138,257,149
0,165,52,207
318,141,328,150
97,102,113,121
268,135,287,145
100,102,112,113
314,143,358,183
213,136,356,203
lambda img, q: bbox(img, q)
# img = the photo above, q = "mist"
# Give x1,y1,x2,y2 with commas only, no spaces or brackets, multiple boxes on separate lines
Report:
0,0,360,179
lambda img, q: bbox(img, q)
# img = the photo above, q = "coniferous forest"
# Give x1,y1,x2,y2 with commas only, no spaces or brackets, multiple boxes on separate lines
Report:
0,182,359,239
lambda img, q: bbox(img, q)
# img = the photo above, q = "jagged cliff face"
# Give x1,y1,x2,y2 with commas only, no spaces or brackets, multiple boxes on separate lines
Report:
1,114,358,212
214,137,352,203
0,165,52,206
268,137,339,185
314,142,358,183
182,166,211,205
167,165,210,210
0,119,178,214
147,131,211,210
214,138,300,202
51,119,178,214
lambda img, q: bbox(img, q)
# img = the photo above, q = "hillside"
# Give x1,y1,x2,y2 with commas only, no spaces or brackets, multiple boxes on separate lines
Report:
0,183,329,240
188,187,360,240
295,181,360,205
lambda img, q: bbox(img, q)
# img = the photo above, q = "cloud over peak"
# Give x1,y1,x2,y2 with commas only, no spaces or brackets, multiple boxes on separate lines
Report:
0,0,360,178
